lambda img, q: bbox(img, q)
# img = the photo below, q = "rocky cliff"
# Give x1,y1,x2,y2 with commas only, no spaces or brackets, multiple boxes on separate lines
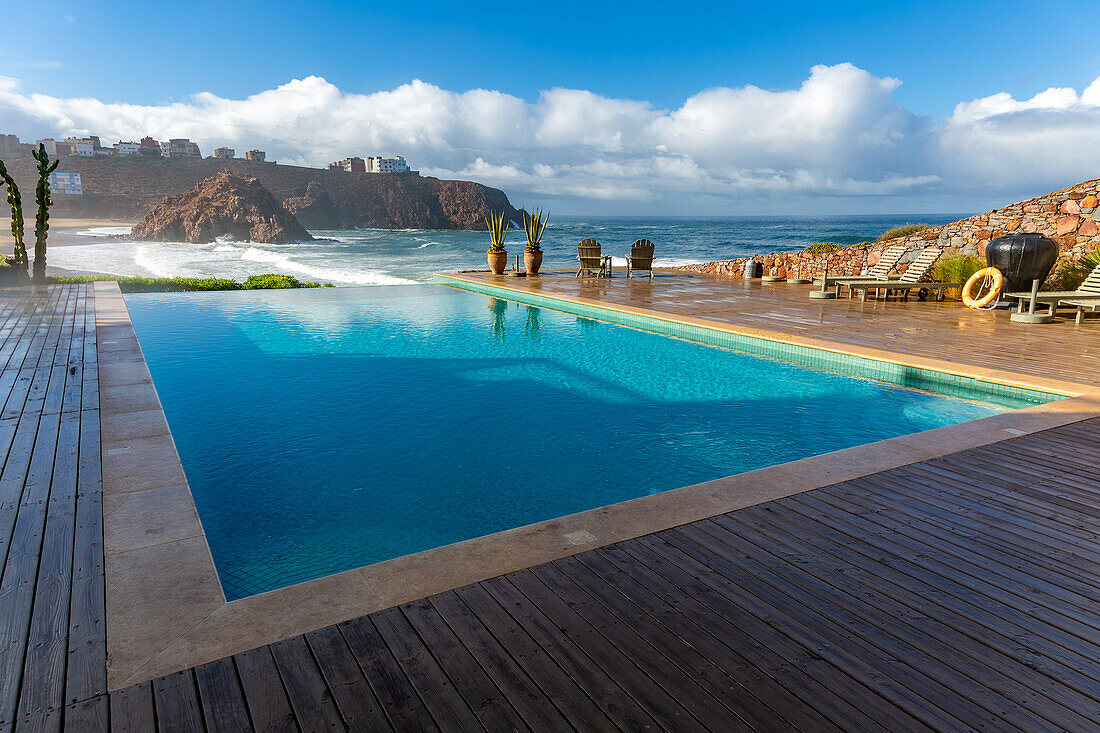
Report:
676,177,1100,279
282,181,355,229
0,154,520,230
131,171,313,244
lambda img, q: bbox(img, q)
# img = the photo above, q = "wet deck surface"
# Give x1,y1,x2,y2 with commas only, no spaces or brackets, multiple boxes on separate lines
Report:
0,285,105,731
2,280,1100,731
445,270,1100,387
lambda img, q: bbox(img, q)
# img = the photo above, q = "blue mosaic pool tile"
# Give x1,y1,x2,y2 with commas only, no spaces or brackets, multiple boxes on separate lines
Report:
438,276,1062,409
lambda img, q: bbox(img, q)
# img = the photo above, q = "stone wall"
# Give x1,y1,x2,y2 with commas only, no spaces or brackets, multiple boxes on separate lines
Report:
676,177,1100,279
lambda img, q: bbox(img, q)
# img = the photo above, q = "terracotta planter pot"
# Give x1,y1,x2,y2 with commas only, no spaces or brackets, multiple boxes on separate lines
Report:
524,250,543,275
487,250,508,275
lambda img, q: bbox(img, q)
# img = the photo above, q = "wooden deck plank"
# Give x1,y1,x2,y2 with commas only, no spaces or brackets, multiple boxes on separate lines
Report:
232,646,296,732
479,575,665,732
303,625,391,731
62,695,107,732
16,411,80,720
426,591,579,733
150,671,203,733
398,598,531,732
743,497,1100,698
641,528,972,732
193,658,251,733
704,513,1099,731
268,635,345,731
797,491,1100,647
817,487,1100,629
108,682,154,733
0,412,61,728
65,408,105,706
336,615,439,733
370,607,483,731
548,554,798,731
601,540,903,732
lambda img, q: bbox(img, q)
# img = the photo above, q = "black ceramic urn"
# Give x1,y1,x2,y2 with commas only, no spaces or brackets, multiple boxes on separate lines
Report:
985,233,1059,293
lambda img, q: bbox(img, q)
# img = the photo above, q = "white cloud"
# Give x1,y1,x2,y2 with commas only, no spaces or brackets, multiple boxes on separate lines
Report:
1,64,1099,212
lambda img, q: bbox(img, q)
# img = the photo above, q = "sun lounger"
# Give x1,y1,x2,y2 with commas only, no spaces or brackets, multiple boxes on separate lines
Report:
814,244,908,287
834,247,960,302
576,239,611,278
1003,262,1100,323
625,239,654,280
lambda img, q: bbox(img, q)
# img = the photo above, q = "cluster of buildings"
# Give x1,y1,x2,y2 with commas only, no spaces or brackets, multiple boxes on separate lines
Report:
1,132,417,200
0,132,269,163
327,155,412,174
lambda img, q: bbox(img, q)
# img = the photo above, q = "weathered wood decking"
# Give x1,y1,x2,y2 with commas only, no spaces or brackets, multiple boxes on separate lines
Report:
105,420,1100,731
0,285,105,731
2,281,1100,731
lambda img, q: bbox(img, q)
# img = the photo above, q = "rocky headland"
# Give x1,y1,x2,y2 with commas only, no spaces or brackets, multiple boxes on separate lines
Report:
0,154,520,230
131,171,313,244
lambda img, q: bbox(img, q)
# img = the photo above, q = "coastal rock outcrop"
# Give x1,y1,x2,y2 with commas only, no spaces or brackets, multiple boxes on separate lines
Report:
131,170,313,244
283,181,354,229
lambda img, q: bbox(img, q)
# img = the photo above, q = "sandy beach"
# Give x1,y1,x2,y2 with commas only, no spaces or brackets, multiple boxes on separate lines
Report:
0,218,135,276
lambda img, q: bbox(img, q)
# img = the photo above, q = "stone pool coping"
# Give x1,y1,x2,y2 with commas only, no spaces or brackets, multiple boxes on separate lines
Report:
97,279,1100,689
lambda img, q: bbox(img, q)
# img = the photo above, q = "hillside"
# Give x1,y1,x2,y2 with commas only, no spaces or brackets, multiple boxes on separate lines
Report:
0,154,520,230
676,178,1100,279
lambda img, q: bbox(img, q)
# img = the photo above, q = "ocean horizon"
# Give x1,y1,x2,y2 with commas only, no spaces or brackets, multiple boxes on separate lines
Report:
50,213,969,286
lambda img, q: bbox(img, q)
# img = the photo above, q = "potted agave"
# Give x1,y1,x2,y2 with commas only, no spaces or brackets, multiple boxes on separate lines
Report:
523,207,548,275
485,210,509,275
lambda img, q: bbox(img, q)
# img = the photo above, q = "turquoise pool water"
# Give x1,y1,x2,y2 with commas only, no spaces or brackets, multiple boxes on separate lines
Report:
125,285,1041,599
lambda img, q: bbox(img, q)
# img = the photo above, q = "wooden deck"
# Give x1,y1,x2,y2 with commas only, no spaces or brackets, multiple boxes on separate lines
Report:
106,418,1100,732
2,280,1100,730
0,285,105,731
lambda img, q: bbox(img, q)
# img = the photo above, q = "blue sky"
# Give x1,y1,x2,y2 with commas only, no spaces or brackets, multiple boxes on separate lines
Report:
2,0,1099,214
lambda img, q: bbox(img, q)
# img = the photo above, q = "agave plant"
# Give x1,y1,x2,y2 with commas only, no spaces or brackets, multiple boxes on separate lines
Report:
485,210,510,253
523,208,549,252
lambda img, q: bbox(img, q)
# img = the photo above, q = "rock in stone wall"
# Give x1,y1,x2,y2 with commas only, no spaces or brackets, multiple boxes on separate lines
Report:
676,178,1100,278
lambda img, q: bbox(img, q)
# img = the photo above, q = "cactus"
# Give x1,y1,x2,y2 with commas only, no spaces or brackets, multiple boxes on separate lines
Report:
31,144,58,286
0,159,27,269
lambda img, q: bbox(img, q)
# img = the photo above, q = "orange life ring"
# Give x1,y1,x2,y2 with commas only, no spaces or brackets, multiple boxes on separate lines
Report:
962,267,1004,308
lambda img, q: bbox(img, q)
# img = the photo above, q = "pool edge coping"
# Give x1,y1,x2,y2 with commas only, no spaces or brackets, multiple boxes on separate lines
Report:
97,279,1100,690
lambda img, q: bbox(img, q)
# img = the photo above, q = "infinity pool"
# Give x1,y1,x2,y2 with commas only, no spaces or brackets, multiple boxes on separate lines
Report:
125,285,1036,599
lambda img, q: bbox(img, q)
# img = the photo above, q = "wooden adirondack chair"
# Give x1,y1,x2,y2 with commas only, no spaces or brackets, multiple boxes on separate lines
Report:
626,239,655,280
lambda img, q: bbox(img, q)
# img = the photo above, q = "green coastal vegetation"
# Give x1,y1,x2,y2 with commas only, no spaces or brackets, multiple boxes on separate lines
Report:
879,223,932,241
1047,249,1100,291
47,274,332,293
803,242,840,255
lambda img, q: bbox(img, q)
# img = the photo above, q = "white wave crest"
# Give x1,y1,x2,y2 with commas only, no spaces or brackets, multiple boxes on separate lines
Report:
74,226,132,237
239,247,417,285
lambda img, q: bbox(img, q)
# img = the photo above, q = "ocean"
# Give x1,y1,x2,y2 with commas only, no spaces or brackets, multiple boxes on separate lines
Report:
51,214,966,285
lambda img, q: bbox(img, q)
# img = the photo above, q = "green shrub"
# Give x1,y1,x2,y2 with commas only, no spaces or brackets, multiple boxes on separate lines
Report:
1044,250,1100,292
879,223,931,242
932,255,984,297
852,241,874,248
242,274,320,289
46,273,329,293
803,242,840,255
